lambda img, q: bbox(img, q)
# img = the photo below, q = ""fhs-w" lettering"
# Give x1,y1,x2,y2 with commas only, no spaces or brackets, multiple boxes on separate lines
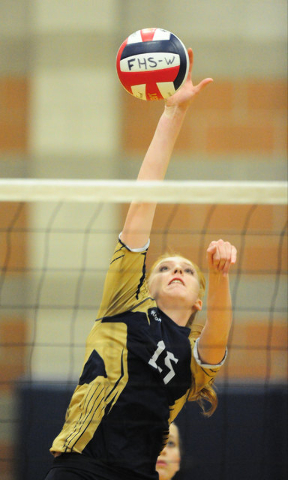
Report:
127,55,176,71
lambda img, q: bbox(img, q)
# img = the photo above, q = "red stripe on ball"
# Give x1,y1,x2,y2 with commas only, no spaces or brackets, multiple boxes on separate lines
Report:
116,38,128,78
119,65,180,88
145,83,163,101
140,28,157,42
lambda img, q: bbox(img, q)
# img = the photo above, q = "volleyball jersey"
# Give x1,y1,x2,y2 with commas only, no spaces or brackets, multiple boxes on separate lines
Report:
50,238,224,480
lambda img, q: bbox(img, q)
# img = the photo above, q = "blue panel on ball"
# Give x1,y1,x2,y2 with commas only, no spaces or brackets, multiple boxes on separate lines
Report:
169,34,188,90
120,40,183,61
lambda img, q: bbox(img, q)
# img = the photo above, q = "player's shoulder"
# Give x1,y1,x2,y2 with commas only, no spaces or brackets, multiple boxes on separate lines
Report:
189,322,203,341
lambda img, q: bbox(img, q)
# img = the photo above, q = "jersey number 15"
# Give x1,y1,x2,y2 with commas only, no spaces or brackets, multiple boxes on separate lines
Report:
148,340,179,384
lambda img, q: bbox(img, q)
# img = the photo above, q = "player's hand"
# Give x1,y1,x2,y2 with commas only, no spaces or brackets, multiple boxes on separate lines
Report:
207,239,237,276
165,48,213,110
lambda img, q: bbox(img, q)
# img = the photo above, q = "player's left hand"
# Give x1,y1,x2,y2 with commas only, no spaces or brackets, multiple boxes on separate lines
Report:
165,48,213,110
207,239,237,276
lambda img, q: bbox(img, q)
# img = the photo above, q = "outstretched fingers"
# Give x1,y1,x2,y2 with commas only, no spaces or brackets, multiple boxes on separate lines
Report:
194,77,214,93
165,48,213,108
186,47,213,93
187,48,194,78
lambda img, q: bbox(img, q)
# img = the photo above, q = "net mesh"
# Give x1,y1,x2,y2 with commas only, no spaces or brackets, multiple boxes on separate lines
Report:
0,180,287,480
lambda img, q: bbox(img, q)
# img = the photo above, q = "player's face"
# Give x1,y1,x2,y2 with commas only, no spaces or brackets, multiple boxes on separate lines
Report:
156,423,181,480
149,256,202,314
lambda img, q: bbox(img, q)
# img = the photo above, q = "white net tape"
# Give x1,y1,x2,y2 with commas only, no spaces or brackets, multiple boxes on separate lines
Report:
0,178,287,204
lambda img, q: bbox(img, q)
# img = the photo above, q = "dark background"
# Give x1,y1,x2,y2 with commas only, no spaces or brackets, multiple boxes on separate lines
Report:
16,383,287,480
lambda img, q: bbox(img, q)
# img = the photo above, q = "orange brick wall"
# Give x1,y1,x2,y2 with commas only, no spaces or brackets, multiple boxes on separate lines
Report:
0,77,29,480
221,319,287,382
0,77,28,274
121,79,287,154
0,442,13,477
0,202,28,274
142,204,287,272
0,77,29,152
0,317,27,393
0,77,29,389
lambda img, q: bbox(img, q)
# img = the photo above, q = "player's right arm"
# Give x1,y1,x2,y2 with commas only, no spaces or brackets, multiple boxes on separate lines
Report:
96,240,151,319
120,49,213,251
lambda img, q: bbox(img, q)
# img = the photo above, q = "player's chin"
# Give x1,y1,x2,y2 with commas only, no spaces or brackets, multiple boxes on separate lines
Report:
165,288,188,301
156,461,167,471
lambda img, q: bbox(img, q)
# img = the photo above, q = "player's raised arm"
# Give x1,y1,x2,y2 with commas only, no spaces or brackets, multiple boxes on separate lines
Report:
197,239,237,365
120,49,213,250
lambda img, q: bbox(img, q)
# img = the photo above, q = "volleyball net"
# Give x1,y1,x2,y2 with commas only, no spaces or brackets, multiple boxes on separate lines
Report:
0,179,287,480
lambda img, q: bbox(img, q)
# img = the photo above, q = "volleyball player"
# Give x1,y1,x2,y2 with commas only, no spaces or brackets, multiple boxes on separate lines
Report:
156,423,181,480
44,48,237,480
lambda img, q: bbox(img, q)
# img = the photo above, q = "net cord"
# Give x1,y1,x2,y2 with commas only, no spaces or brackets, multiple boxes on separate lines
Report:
0,179,286,204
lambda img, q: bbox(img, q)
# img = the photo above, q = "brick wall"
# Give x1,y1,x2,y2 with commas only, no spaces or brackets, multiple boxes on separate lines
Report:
0,78,29,152
0,77,29,480
121,79,287,154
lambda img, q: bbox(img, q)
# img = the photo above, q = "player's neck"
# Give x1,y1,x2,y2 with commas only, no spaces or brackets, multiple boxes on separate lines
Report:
159,304,191,328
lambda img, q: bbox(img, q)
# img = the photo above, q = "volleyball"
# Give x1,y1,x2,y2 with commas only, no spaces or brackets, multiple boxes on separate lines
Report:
116,28,189,101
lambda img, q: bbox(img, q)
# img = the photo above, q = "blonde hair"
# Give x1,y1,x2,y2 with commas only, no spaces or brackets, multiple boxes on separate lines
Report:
148,250,217,417
187,323,218,416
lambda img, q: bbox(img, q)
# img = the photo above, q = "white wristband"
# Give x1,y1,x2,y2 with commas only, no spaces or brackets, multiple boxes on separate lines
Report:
193,338,227,368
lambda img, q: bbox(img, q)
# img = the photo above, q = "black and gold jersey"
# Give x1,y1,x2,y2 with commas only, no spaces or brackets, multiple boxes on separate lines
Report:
50,239,223,480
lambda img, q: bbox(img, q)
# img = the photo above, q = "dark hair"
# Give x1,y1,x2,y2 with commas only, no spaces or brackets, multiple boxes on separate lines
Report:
172,422,183,459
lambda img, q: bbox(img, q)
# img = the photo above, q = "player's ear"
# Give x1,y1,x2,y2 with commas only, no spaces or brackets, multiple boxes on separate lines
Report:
193,298,202,311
